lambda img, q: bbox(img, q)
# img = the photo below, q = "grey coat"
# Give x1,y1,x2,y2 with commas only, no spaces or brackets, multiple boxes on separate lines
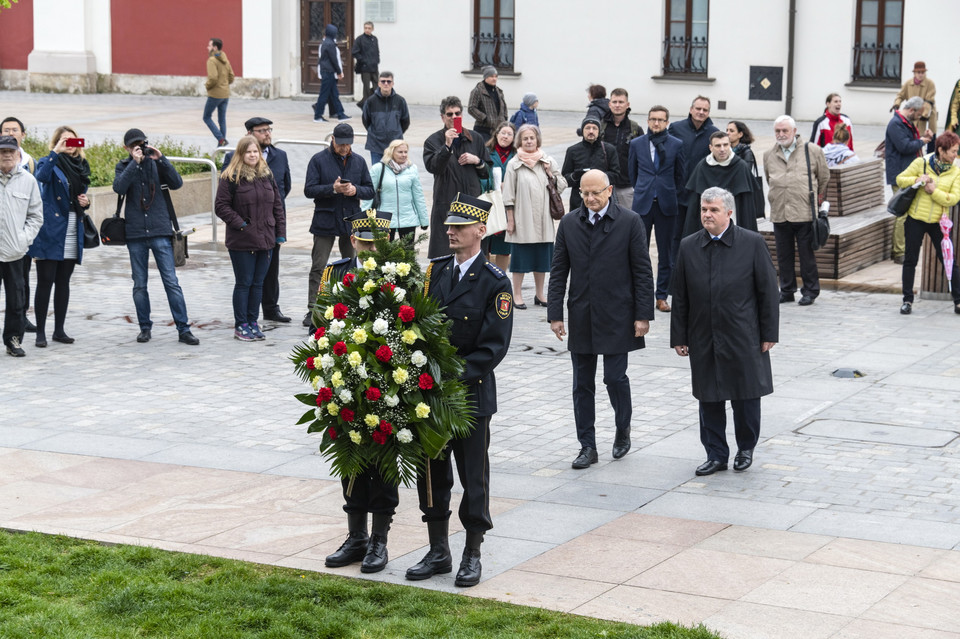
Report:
670,224,780,402
548,202,655,354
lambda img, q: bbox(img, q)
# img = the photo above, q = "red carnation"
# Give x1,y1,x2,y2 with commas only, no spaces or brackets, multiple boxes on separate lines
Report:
306,357,316,370
314,326,325,339
418,373,434,390
333,303,349,319
333,341,347,356
342,273,356,287
398,305,416,322
375,345,393,362
379,420,393,435
371,430,387,445
317,387,333,403
381,282,395,293
328,427,337,440
340,408,355,422
365,387,382,401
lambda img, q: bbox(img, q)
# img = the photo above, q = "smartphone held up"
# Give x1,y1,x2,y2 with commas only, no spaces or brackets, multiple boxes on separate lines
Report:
65,138,85,148
453,116,463,134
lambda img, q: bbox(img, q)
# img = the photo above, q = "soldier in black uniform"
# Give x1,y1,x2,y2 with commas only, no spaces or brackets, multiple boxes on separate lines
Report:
405,193,514,588
320,209,399,574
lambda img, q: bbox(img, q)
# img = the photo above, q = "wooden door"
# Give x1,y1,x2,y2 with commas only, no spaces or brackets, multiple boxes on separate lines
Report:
300,0,354,95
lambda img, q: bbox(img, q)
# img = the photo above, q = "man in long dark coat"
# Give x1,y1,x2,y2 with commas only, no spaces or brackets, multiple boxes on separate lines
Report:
671,187,779,477
682,131,760,237
423,96,488,258
548,170,655,469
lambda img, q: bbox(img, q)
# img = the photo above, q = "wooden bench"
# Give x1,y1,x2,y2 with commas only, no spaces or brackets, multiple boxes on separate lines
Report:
759,206,894,280
824,158,885,217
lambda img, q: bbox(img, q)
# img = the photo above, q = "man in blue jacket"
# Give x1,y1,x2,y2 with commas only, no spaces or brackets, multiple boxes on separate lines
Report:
313,24,350,123
668,96,718,265
361,71,410,165
303,123,374,328
628,105,685,312
885,96,935,263
113,128,199,346
223,117,293,322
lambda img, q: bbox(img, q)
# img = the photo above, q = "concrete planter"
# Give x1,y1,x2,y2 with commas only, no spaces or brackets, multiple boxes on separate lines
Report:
86,173,216,227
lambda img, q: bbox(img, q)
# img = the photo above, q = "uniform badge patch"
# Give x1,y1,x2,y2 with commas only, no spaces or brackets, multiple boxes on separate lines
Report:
496,292,512,319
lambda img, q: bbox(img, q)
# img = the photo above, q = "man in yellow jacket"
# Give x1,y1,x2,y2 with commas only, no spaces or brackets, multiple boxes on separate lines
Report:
204,38,235,147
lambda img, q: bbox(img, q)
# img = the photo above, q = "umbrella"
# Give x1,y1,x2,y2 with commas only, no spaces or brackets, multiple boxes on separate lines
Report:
940,214,954,293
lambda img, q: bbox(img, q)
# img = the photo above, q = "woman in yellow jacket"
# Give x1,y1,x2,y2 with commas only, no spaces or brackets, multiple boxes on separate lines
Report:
896,131,960,314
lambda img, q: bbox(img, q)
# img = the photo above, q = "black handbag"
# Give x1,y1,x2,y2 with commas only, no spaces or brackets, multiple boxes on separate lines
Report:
81,212,100,249
804,143,830,250
370,163,386,211
887,157,926,217
160,183,188,267
100,194,126,245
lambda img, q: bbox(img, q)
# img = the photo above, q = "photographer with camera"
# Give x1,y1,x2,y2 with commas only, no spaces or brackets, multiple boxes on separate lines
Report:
113,128,199,346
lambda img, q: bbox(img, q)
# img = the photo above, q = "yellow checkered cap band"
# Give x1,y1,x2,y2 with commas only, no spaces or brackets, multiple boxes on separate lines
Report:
351,217,391,231
448,200,489,223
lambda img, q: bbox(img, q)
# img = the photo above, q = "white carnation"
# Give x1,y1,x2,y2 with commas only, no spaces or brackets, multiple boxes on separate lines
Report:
397,428,413,444
393,287,406,302
338,389,352,403
384,394,399,407
372,318,389,335
411,350,427,367
314,407,325,420
358,296,371,309
381,262,397,275
320,354,335,369
329,319,345,335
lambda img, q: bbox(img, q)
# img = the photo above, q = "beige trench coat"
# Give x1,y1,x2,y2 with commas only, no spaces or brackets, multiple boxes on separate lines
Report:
894,77,938,136
502,155,567,244
763,137,829,224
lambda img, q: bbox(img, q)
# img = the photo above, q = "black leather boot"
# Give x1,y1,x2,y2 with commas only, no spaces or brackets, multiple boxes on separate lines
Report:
361,513,391,573
325,512,368,567
455,531,483,587
405,520,452,580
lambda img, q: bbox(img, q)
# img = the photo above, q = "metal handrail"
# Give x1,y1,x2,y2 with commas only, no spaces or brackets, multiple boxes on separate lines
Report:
165,156,220,244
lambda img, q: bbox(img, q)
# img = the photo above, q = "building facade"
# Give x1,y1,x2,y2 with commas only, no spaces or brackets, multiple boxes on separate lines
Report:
0,0,957,126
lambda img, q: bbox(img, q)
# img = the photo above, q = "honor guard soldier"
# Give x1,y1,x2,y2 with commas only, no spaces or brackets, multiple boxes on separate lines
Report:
406,193,513,587
321,209,399,574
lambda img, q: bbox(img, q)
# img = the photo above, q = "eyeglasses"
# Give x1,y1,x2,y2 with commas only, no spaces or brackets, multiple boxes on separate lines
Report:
579,188,610,198
379,79,393,84
444,111,462,117
252,128,273,134
648,117,667,123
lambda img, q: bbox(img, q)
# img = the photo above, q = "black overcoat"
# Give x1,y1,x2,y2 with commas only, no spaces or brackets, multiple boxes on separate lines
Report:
423,128,488,258
548,202,655,354
682,154,760,236
670,224,780,402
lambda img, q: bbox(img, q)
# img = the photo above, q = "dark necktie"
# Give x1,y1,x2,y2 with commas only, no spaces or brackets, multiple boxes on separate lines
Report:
452,264,461,286
591,212,600,226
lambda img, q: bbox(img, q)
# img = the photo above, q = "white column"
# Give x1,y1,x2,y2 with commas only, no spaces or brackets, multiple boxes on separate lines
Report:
28,0,107,92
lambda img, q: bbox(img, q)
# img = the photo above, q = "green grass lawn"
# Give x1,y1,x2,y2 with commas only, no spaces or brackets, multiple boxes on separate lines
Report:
0,530,723,638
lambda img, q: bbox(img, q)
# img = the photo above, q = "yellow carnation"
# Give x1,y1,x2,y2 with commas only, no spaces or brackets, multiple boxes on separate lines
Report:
349,430,362,444
363,280,377,293
331,371,344,387
364,413,379,427
396,262,411,276
323,307,334,320
415,402,431,418
363,257,378,271
401,330,417,345
352,328,368,344
393,368,409,384
327,402,340,416
348,351,363,367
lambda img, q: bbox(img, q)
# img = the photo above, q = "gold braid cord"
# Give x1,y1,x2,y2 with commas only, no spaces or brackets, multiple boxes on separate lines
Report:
423,261,434,297
319,265,333,293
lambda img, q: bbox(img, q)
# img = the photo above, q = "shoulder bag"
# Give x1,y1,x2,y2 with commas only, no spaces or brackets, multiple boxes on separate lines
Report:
543,160,566,221
100,194,126,245
370,163,386,211
887,157,927,217
81,211,100,249
804,143,830,250
161,183,189,267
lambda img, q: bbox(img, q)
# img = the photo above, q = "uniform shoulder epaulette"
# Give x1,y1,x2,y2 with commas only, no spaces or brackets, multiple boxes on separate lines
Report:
331,257,353,266
485,262,506,279
430,254,453,262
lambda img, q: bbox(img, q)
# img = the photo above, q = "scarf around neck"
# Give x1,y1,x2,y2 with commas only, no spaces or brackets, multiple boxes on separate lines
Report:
516,147,544,168
387,159,411,174
56,152,91,203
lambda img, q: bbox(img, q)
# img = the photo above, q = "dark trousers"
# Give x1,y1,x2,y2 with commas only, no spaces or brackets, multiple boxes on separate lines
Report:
389,227,417,242
342,466,400,515
358,71,377,108
308,234,356,308
417,414,492,533
0,259,25,346
19,254,31,324
261,243,282,315
902,216,960,304
641,200,675,300
228,249,271,328
34,259,77,336
571,352,631,449
699,398,761,462
314,71,345,119
773,221,820,298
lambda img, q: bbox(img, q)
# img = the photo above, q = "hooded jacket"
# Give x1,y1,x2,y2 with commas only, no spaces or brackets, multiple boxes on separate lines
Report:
319,25,342,75
205,50,235,99
0,164,43,262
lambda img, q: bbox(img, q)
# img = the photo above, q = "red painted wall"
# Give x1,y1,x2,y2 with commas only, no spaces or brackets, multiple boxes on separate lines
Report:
111,0,242,77
0,0,34,71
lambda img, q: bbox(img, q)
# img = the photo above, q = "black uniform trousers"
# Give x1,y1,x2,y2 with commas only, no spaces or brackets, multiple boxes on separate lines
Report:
341,466,399,515
571,352,631,449
641,200,675,300
261,243,282,316
699,398,761,462
417,414,492,534
773,221,820,298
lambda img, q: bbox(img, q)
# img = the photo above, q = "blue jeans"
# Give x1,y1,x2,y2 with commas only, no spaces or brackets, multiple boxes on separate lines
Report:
370,152,383,165
202,97,229,141
314,71,344,120
229,249,272,327
127,236,190,333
